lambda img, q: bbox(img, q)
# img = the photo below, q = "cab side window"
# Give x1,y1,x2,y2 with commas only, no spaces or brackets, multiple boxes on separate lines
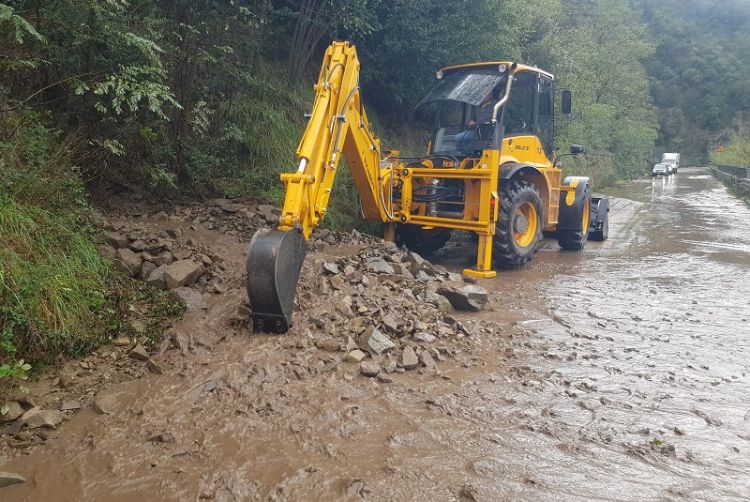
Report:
503,72,536,135
537,76,554,154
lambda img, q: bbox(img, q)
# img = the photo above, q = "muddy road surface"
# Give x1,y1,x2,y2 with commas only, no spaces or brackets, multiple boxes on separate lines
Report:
3,168,750,501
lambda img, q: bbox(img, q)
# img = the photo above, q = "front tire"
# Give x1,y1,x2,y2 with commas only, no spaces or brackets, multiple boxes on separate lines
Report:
493,180,544,267
588,204,609,241
558,187,592,250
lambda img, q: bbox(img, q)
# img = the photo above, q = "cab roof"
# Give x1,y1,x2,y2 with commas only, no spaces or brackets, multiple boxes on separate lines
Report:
440,61,554,80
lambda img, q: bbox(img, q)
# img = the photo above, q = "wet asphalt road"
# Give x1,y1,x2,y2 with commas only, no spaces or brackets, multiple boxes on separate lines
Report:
472,167,750,500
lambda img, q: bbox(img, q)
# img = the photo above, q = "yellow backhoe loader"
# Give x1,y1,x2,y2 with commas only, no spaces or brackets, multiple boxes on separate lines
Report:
246,41,609,332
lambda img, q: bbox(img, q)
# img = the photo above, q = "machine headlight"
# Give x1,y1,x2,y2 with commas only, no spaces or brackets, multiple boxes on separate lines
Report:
436,70,443,80
498,64,507,73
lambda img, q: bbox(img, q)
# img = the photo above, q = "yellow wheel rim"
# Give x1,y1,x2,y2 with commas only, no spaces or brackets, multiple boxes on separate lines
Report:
513,201,538,248
582,197,591,233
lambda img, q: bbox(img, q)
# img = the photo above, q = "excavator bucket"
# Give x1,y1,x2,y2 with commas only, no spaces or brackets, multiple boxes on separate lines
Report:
246,228,308,333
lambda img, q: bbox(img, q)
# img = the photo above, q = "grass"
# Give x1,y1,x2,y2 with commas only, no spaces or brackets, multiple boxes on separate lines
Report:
0,108,183,390
0,192,183,388
0,195,109,361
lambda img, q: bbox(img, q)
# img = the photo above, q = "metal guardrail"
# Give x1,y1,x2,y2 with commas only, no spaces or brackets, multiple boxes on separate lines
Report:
715,165,750,179
711,165,750,198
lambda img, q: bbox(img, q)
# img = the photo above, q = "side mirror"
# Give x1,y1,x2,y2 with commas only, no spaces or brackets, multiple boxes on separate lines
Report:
561,90,572,115
570,144,585,155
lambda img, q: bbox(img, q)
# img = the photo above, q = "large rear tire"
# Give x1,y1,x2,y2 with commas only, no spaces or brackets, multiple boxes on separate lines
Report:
558,187,592,250
493,180,544,267
395,224,451,255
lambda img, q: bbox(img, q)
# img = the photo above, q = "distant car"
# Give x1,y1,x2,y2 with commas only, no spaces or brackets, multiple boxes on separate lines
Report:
652,163,670,176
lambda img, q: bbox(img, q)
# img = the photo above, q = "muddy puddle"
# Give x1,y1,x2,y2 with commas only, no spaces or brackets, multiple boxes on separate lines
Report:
3,168,750,501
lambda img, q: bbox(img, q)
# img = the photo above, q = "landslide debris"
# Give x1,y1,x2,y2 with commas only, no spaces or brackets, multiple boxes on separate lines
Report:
2,196,500,457
285,231,494,378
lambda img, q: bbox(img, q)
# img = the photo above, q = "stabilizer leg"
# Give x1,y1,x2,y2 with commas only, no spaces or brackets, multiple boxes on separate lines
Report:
463,233,497,279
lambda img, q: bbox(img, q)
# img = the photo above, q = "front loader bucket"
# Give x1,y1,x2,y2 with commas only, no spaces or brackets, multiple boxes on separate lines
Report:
246,228,308,333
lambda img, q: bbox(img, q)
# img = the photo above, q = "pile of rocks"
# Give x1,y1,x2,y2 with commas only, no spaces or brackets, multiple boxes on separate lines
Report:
150,198,276,240
292,238,492,379
98,222,216,307
0,399,64,434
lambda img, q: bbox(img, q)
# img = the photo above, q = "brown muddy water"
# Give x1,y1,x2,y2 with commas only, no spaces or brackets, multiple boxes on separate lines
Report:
3,168,750,501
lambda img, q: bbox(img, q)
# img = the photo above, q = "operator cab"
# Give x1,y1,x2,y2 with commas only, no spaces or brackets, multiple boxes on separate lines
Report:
415,63,555,160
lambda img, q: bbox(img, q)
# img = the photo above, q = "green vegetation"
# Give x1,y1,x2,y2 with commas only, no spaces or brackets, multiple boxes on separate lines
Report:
2,0,749,377
709,121,750,167
638,0,750,164
0,110,107,369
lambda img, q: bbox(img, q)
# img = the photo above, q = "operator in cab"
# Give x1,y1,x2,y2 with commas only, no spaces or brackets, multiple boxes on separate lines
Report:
456,87,500,152
468,89,498,126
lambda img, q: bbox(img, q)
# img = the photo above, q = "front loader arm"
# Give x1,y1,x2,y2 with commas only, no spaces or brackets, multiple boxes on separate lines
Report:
247,41,393,333
279,41,388,238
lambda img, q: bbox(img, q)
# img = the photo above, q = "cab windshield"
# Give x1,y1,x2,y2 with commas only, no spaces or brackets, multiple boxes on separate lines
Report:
416,69,508,156
418,69,507,107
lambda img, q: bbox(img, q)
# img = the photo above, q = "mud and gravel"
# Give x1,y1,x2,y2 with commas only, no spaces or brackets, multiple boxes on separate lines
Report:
2,168,749,501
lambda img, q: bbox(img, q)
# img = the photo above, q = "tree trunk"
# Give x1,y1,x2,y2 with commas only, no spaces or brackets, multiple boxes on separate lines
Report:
287,0,328,80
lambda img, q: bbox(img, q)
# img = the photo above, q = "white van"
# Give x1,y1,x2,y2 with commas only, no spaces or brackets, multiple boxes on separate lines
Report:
662,153,680,173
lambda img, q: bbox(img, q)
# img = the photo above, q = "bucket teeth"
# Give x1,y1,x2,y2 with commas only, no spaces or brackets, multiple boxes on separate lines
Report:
246,228,308,333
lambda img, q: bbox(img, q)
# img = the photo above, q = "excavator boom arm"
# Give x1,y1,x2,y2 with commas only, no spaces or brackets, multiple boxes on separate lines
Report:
247,41,390,332
279,41,387,238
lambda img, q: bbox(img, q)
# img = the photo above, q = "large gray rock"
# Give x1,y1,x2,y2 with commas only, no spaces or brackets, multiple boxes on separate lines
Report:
358,327,395,355
60,400,81,411
322,262,340,275
360,361,380,377
129,239,148,252
146,265,167,289
401,346,419,370
380,313,400,335
129,344,150,361
153,250,175,266
115,248,143,277
417,348,437,370
218,200,238,213
0,401,24,422
437,285,489,312
93,392,119,415
103,231,128,248
366,258,395,275
170,287,208,310
21,408,64,429
138,260,157,281
173,249,192,261
425,291,454,313
345,349,366,363
404,251,429,273
0,472,26,488
163,260,203,289
413,332,436,343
